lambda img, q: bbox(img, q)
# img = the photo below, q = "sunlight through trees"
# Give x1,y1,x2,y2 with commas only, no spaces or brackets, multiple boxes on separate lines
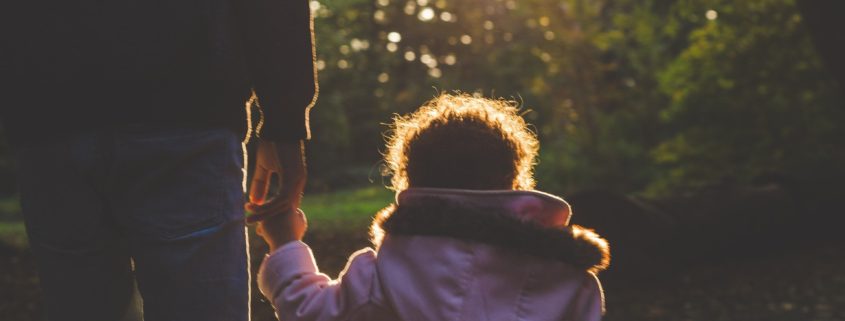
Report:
294,0,842,195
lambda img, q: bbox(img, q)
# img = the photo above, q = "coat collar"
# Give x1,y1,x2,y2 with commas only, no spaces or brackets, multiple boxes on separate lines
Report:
371,188,610,273
397,188,573,228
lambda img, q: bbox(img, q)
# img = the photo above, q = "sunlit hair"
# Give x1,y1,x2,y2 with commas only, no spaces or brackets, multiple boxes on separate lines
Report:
384,93,539,191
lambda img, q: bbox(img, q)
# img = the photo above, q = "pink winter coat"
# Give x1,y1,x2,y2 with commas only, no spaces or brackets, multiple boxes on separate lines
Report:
258,188,611,321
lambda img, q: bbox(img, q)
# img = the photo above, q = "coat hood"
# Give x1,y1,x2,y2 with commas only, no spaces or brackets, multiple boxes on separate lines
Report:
371,188,610,273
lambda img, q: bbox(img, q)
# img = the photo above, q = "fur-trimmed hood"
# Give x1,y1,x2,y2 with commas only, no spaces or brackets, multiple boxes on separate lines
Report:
371,188,610,273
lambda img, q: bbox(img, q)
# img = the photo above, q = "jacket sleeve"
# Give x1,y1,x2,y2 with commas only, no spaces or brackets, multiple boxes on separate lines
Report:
565,272,605,321
257,241,386,321
241,0,318,142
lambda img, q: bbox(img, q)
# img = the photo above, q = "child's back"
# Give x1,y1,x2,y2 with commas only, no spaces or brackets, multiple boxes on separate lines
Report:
374,188,607,321
257,94,610,321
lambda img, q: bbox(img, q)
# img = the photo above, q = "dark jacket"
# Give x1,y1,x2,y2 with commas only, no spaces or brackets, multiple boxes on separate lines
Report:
0,0,316,144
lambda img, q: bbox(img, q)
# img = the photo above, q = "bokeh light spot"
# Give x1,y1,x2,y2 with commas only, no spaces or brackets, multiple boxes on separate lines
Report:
404,1,416,15
440,11,453,22
418,7,435,21
706,9,718,20
421,54,437,68
350,39,369,51
428,68,442,78
539,16,550,27
374,10,386,22
460,34,472,45
404,50,416,61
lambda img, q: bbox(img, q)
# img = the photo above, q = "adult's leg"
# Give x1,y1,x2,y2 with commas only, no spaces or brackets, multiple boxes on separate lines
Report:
111,127,249,321
16,133,141,321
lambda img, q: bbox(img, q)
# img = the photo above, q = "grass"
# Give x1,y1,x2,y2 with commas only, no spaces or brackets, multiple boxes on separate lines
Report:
0,221,27,250
0,186,394,251
0,196,21,215
300,185,395,229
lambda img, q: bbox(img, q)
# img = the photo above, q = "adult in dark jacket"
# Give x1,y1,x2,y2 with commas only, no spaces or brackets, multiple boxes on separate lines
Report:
0,0,317,320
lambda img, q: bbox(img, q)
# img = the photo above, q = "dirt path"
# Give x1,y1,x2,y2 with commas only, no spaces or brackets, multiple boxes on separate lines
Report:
604,241,845,321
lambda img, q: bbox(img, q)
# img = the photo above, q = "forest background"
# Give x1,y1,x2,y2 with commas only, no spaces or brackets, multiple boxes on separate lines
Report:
292,0,842,197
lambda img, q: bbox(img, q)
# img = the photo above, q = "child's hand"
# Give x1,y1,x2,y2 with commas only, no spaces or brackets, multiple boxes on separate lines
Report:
255,208,307,252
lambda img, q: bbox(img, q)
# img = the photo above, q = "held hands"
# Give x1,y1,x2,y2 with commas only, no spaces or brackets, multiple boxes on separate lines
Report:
246,140,308,251
256,208,307,252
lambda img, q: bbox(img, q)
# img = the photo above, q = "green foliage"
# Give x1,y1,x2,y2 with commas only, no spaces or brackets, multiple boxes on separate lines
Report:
304,0,844,196
650,0,845,194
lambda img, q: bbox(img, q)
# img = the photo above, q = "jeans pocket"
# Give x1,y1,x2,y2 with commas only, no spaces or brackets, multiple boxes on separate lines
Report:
113,127,244,241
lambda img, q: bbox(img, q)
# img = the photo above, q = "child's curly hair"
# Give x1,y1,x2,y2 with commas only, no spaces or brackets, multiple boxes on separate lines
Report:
385,93,539,191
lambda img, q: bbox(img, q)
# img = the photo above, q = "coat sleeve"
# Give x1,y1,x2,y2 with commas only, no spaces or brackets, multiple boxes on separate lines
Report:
257,241,386,321
565,272,605,321
240,0,318,142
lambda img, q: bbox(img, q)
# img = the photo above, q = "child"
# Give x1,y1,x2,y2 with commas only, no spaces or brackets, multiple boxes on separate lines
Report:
254,93,611,321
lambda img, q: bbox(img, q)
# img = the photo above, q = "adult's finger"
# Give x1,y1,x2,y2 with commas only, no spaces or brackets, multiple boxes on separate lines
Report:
249,164,272,204
277,148,307,210
276,175,304,212
245,200,295,223
246,196,294,217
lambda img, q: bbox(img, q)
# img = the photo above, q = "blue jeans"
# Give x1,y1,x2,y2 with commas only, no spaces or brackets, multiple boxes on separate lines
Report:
16,126,249,321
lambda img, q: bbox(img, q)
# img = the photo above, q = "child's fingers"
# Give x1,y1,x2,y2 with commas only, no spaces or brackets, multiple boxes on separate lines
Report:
295,208,308,226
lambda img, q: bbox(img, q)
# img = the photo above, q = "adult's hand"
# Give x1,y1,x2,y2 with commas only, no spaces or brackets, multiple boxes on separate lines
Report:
245,140,306,223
